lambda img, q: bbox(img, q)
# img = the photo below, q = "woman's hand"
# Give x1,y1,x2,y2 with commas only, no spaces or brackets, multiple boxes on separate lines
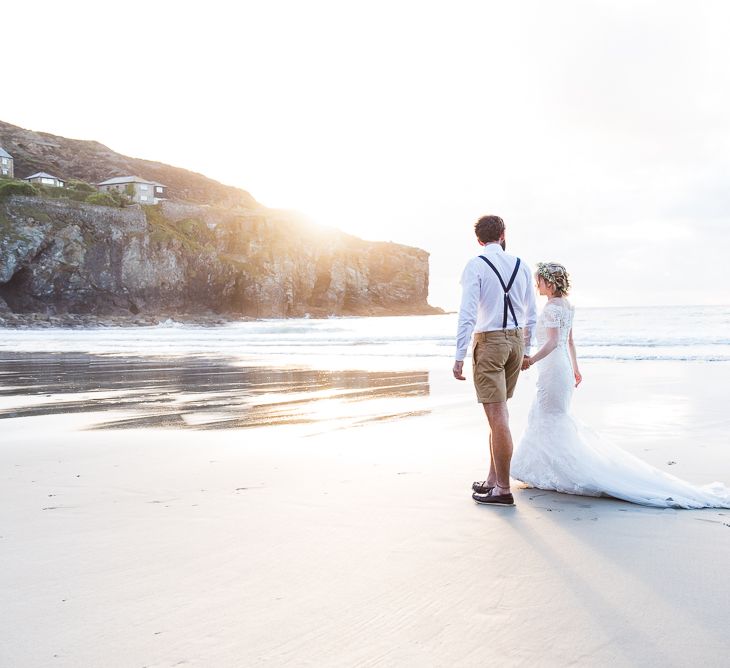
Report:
574,370,582,387
522,356,532,371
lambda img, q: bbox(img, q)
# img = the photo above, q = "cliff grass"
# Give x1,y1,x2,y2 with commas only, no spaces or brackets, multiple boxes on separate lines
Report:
38,184,88,203
0,180,38,199
143,204,214,254
0,177,124,207
85,192,118,207
39,184,122,207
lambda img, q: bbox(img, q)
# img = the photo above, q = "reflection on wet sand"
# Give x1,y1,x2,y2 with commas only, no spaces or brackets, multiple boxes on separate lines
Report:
0,353,430,430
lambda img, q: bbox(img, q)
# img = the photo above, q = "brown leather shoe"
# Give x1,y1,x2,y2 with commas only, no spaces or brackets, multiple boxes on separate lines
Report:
472,491,515,506
472,480,494,494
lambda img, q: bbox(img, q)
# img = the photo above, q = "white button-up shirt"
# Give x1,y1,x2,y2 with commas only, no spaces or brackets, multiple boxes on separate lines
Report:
455,243,537,361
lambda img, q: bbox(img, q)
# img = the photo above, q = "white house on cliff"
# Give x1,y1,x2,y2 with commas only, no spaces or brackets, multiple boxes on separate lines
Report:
0,146,13,178
97,176,167,204
24,172,65,188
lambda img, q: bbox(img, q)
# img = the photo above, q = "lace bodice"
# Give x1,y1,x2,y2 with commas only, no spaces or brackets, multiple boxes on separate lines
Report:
536,298,574,347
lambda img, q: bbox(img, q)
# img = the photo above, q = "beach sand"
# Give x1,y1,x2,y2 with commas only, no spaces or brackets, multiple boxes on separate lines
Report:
1,357,729,667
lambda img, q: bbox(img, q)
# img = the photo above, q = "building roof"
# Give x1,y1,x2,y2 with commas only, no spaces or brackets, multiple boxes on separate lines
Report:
24,172,62,180
97,175,166,187
0,146,13,159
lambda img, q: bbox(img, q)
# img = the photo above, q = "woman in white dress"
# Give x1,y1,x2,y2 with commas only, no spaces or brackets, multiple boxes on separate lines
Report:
510,262,730,509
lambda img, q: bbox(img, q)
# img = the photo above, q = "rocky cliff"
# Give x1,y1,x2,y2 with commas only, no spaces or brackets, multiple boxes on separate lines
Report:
0,196,438,319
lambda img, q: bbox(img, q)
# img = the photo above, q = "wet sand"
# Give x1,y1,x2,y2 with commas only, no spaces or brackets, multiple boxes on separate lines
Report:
0,352,431,430
1,356,729,667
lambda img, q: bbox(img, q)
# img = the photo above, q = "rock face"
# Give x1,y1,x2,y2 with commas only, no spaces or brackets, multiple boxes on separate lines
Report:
0,197,439,318
0,119,440,319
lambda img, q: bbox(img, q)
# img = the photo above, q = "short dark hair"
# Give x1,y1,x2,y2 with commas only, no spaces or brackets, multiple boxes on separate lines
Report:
474,215,505,243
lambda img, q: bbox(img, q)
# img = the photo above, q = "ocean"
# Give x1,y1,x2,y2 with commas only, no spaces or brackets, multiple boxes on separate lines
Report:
1,305,728,430
1,305,729,365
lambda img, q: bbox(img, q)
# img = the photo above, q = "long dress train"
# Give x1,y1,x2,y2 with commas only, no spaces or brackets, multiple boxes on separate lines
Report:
511,299,730,509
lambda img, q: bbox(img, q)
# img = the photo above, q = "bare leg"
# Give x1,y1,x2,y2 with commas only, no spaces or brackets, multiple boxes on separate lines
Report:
482,401,513,494
486,432,497,487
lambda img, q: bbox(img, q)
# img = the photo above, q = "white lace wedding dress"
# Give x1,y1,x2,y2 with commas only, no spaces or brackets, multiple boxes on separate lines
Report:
511,298,730,509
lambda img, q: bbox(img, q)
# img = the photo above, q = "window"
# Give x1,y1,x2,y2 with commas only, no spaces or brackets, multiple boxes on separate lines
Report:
1,168,7,175
1,158,7,165
155,186,163,193
42,178,54,185
140,195,148,201
140,184,149,190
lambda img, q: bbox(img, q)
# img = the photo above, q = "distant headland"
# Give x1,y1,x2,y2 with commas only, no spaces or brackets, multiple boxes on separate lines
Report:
0,120,442,325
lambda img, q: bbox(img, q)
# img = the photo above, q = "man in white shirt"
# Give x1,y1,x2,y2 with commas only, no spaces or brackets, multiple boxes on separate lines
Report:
453,215,536,507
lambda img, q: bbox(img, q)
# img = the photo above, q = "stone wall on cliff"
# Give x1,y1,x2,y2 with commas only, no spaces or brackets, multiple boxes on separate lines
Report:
0,196,438,318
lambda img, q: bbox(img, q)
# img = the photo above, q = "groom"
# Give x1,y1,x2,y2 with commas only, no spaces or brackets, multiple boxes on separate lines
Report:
453,215,536,507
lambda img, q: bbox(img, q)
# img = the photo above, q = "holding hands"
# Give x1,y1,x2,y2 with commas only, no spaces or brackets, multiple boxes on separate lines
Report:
523,354,582,387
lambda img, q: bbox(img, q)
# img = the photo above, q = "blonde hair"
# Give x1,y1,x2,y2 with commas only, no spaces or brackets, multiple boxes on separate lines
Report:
536,262,570,296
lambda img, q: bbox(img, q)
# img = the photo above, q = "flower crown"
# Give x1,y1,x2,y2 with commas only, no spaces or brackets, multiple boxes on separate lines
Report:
536,262,570,293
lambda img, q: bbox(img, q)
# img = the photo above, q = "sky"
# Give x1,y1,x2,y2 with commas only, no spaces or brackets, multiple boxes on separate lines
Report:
4,0,730,310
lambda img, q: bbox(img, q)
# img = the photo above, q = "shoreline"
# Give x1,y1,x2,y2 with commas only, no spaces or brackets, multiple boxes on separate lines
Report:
0,307,445,329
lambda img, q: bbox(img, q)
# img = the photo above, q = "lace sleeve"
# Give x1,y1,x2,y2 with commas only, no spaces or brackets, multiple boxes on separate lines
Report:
542,303,562,328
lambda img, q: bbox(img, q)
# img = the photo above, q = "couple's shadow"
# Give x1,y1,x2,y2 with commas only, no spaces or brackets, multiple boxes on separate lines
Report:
480,487,725,664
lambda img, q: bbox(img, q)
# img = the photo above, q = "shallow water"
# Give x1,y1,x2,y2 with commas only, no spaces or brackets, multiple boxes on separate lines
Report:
2,306,729,363
2,307,729,432
0,352,431,430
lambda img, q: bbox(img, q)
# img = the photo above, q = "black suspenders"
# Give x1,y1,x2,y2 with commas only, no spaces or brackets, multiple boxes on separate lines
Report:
479,256,521,329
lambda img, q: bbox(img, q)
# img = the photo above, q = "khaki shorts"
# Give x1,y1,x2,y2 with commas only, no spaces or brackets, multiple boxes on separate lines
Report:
472,329,524,403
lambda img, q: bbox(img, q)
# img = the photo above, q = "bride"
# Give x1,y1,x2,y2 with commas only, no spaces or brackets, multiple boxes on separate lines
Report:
509,262,730,509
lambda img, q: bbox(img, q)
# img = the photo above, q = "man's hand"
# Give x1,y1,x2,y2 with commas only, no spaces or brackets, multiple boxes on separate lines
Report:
453,360,466,380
